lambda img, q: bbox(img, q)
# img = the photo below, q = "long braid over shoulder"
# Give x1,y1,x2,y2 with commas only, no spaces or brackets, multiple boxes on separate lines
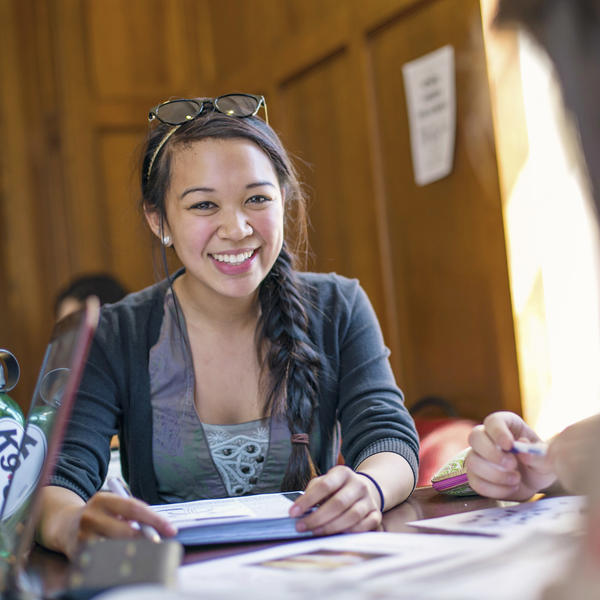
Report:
258,244,321,491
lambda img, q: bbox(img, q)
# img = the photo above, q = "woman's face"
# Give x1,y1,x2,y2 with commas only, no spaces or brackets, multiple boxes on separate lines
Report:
147,138,285,304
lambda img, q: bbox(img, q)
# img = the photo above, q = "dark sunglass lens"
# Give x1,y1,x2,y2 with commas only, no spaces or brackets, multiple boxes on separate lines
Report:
215,95,259,117
156,100,201,125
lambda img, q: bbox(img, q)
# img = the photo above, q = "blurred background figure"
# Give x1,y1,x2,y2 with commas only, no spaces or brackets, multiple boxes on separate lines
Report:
492,1,600,597
54,273,128,321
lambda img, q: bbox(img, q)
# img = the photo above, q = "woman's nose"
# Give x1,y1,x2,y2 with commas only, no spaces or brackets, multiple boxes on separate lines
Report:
217,210,253,240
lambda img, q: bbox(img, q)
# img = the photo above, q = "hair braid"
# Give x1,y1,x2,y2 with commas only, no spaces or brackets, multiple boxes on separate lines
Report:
258,244,321,491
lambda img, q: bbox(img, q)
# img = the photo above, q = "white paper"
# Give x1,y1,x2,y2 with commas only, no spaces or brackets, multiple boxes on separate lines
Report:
151,492,294,528
177,532,501,598
93,514,581,600
364,531,579,600
407,495,587,536
402,44,456,186
92,530,578,600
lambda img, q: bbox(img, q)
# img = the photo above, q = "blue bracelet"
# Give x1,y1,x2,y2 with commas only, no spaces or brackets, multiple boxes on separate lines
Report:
356,471,385,512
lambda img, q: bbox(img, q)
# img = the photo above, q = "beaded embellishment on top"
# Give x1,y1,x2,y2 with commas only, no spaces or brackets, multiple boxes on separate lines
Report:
203,420,269,496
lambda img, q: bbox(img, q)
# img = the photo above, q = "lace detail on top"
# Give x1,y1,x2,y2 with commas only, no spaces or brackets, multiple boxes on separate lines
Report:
203,420,269,496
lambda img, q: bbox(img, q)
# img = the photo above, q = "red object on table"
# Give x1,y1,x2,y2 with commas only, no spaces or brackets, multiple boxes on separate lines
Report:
415,417,476,487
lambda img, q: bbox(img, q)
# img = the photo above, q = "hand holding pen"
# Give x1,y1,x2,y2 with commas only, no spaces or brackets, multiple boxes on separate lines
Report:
106,476,176,543
465,411,557,501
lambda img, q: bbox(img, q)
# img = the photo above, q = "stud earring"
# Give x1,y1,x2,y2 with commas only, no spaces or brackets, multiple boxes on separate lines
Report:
162,234,171,246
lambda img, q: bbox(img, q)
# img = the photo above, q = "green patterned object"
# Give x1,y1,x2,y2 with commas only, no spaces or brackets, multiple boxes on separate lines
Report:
431,447,479,496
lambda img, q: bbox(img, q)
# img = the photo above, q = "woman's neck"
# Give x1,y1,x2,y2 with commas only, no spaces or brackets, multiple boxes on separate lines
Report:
172,273,260,332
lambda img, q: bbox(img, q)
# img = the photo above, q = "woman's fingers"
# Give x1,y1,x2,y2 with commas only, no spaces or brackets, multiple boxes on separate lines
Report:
290,466,381,535
465,448,520,487
464,447,523,499
312,500,381,535
78,492,176,541
468,424,518,469
466,469,521,500
105,495,176,537
289,465,348,517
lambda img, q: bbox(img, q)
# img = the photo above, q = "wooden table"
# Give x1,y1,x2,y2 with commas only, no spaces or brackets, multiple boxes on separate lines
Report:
26,487,505,596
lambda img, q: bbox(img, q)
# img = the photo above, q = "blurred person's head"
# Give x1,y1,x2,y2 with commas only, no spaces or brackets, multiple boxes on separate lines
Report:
496,0,600,215
495,1,600,597
54,273,127,320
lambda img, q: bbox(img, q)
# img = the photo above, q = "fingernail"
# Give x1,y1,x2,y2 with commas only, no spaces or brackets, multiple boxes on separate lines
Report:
289,505,301,518
296,521,307,532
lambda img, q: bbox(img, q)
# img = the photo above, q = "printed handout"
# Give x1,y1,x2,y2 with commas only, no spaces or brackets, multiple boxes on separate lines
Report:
406,495,586,536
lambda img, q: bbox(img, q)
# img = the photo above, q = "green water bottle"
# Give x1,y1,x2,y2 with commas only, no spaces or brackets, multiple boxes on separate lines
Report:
0,349,23,573
0,349,25,514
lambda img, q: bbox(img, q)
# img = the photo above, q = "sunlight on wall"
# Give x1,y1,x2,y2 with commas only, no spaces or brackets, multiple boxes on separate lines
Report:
506,34,600,439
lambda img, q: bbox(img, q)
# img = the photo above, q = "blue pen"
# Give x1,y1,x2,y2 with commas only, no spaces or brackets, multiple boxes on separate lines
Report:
107,476,162,543
509,441,548,456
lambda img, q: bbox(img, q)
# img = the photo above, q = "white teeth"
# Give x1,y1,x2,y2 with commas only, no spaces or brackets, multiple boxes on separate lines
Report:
212,250,254,265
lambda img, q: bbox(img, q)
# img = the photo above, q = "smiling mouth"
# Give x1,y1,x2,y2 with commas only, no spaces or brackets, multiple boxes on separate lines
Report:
210,249,256,265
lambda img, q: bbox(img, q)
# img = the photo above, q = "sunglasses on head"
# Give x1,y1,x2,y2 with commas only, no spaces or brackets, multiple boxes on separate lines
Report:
145,93,268,185
148,93,268,126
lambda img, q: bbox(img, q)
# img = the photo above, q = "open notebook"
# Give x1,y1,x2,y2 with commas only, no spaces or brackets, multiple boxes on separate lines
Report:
0,297,99,596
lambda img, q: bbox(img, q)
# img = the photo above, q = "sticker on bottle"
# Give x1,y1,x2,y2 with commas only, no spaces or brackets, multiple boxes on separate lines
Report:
0,417,47,518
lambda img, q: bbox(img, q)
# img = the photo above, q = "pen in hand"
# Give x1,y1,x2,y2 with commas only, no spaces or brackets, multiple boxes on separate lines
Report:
509,441,548,456
107,476,162,543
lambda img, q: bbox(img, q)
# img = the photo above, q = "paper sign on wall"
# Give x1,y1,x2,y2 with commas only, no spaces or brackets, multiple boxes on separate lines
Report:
402,45,456,186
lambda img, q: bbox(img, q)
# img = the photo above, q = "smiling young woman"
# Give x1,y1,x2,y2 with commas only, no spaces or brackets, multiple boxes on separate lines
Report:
35,94,419,559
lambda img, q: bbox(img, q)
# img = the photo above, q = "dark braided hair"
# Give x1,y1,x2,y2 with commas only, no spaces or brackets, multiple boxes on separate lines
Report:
140,108,321,491
258,245,321,490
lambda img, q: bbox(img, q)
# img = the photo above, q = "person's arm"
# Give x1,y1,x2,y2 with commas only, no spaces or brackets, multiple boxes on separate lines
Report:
356,451,415,510
290,278,418,533
546,413,600,495
36,485,176,559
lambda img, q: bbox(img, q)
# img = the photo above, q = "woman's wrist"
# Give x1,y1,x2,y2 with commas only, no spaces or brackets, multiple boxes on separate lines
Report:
37,486,85,557
355,471,385,511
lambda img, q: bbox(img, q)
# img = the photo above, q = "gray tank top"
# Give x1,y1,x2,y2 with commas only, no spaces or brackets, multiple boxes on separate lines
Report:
149,289,308,503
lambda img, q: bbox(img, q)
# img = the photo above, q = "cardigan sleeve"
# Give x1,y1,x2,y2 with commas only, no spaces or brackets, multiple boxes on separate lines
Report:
49,319,121,501
325,277,419,483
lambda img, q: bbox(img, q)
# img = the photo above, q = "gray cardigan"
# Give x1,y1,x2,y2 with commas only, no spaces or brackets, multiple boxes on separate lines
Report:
51,271,419,503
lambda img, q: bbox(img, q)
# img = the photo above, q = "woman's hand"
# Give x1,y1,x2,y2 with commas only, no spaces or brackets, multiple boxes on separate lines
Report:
37,486,176,559
288,465,383,535
76,491,177,545
465,411,557,501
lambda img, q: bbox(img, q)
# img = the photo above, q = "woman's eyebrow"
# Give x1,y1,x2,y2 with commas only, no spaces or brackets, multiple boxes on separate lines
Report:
246,181,276,189
180,186,214,199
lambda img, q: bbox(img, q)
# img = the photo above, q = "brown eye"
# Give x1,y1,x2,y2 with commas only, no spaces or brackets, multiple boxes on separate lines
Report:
246,195,270,205
190,201,216,210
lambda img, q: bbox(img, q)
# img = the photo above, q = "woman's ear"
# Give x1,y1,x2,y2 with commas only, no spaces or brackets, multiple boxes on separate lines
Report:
144,206,170,243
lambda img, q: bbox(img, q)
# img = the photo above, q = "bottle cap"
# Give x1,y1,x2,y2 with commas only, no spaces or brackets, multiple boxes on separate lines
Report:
0,349,20,393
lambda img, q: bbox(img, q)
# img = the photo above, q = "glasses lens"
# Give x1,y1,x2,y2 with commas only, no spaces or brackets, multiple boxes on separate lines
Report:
215,94,260,117
155,100,202,125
